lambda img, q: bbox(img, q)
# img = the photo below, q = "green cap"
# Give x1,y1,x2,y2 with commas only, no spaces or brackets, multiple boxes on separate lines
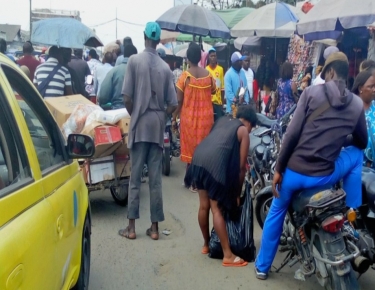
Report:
144,22,161,41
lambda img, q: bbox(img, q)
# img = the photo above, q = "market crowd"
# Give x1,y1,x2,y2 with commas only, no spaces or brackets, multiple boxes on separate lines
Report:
4,19,375,276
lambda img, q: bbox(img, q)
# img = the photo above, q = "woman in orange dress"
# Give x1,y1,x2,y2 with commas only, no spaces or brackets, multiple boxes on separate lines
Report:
173,43,215,192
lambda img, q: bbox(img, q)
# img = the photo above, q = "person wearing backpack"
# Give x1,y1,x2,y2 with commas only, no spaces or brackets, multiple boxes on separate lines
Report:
33,46,73,98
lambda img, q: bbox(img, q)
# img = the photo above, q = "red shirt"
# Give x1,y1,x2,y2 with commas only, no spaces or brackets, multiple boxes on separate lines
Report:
17,55,41,81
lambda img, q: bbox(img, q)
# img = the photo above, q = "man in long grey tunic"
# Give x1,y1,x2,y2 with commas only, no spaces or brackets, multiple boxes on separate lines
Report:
119,22,177,240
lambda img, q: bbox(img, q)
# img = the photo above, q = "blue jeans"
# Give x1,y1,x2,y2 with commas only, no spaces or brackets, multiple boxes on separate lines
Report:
255,146,363,273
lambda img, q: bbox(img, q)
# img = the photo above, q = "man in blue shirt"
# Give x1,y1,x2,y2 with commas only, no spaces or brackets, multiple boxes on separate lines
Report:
98,44,138,109
224,52,250,115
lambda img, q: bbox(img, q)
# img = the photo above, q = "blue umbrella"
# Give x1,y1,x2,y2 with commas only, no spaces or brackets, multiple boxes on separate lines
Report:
31,18,103,48
156,4,231,39
231,2,299,38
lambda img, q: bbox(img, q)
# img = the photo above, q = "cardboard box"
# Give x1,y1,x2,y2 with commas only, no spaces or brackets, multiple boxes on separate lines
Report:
81,122,123,158
85,156,115,184
44,95,93,128
116,117,131,135
115,135,129,155
115,154,131,177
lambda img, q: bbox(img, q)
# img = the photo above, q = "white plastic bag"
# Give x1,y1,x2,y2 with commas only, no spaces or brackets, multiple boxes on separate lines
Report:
62,104,102,138
86,108,129,126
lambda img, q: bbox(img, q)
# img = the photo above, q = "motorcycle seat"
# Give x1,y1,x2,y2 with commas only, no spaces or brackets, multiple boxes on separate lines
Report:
256,113,278,128
292,185,337,214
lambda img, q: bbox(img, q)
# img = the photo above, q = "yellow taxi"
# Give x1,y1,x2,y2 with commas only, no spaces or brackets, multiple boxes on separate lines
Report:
0,53,95,290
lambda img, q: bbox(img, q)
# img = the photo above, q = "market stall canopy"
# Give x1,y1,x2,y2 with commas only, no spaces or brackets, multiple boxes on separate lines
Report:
31,18,103,48
297,0,375,41
156,4,231,39
160,30,181,44
231,2,299,38
234,36,262,50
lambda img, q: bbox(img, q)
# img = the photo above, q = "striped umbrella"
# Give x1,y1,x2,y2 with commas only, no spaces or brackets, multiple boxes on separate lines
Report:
156,4,230,39
231,2,299,38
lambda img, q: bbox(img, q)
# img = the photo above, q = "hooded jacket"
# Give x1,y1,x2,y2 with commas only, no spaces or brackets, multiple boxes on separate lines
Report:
276,80,368,176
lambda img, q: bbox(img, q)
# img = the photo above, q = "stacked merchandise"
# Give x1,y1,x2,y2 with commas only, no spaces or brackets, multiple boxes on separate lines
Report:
287,34,315,88
44,94,131,184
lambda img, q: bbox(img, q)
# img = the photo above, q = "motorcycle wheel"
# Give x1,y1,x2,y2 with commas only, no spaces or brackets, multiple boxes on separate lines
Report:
325,264,359,290
255,195,273,229
162,148,171,176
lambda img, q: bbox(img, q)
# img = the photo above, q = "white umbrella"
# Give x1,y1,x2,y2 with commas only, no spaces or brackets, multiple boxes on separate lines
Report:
231,2,299,38
174,42,212,57
234,36,262,50
297,0,375,41
156,44,173,55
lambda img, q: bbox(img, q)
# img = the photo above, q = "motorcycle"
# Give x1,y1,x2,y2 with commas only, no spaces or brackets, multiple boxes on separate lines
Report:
162,117,181,176
346,167,375,274
255,185,361,290
246,105,296,199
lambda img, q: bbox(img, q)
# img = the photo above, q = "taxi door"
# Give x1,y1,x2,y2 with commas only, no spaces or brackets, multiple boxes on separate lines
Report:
2,62,89,289
0,63,59,289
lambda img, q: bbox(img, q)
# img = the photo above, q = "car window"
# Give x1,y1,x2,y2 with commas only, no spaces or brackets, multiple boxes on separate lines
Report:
0,87,32,198
2,65,66,174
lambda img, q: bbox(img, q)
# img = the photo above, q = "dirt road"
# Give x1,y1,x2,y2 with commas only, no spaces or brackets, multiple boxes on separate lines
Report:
89,160,374,290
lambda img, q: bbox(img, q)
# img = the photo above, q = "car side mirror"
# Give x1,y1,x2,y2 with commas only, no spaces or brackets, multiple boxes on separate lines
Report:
66,134,95,159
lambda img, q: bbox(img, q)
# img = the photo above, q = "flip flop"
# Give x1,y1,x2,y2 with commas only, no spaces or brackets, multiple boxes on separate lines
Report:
118,227,136,240
146,228,159,240
222,256,248,267
201,246,209,255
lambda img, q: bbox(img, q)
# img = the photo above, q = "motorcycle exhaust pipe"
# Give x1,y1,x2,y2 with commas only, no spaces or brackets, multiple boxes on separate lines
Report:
352,256,371,274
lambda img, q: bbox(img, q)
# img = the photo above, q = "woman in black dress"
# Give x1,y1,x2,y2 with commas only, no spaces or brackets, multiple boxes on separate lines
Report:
185,105,257,267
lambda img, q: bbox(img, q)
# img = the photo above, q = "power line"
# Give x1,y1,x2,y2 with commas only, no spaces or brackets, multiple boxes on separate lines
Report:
88,18,144,28
89,19,116,28
117,19,145,27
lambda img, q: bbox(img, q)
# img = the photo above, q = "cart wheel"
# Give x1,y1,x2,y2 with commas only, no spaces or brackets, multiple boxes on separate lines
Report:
110,184,128,206
162,148,171,176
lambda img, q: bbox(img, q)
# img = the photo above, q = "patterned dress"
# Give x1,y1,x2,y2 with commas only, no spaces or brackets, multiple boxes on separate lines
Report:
276,79,295,119
176,71,215,163
365,101,375,168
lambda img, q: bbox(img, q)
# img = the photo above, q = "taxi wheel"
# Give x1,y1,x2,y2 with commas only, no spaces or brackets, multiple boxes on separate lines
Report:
73,214,91,290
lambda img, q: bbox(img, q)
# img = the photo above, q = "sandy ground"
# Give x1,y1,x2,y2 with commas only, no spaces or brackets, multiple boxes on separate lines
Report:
88,159,375,290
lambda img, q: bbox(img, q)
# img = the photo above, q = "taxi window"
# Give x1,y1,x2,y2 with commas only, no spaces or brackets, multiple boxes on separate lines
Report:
2,65,66,174
0,89,32,198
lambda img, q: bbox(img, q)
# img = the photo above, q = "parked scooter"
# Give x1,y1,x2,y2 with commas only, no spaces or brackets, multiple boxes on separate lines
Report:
256,185,360,289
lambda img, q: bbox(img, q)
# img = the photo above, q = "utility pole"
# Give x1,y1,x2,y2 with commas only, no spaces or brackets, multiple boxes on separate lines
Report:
115,8,118,40
29,0,32,40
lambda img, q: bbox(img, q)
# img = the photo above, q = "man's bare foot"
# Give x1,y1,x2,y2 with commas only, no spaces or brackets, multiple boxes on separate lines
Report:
118,226,136,240
201,245,209,254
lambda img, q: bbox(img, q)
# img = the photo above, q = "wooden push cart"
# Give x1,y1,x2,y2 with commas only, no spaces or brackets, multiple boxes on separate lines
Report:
79,154,130,206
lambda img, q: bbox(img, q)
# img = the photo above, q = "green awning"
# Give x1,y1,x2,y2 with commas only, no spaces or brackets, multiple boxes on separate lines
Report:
176,7,255,42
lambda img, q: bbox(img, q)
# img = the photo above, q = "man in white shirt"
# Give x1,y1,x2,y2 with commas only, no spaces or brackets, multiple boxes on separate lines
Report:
242,54,255,108
312,46,339,86
94,52,113,95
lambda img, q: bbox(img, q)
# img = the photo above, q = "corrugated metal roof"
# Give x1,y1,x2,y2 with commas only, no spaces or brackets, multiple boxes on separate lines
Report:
0,24,21,42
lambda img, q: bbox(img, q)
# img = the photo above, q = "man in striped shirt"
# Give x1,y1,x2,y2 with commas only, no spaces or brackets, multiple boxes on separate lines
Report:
33,46,73,97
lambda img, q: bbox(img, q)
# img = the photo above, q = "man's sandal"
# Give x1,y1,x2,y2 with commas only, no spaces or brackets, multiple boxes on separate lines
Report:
118,227,136,240
146,228,159,240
